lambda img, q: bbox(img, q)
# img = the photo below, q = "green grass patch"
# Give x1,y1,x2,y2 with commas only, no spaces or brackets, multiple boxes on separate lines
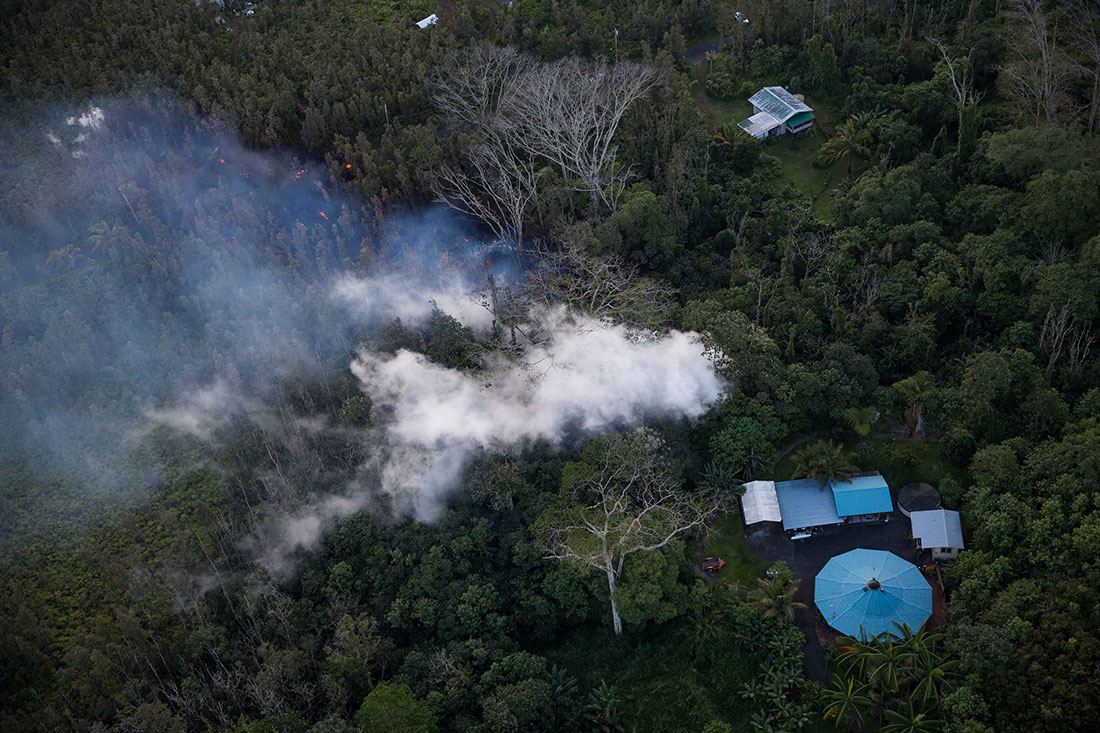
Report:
761,128,841,220
770,437,968,491
705,513,769,587
689,79,754,126
689,73,843,220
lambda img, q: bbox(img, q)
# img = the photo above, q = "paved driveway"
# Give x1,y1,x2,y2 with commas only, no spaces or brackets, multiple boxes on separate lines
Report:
744,518,917,681
685,37,731,65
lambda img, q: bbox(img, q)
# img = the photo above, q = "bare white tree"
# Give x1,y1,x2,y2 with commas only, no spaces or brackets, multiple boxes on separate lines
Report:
433,140,542,252
429,44,531,129
431,46,658,248
525,236,674,330
501,57,660,211
998,0,1071,124
1066,0,1100,132
929,37,983,108
1041,301,1095,377
536,430,727,635
791,231,833,284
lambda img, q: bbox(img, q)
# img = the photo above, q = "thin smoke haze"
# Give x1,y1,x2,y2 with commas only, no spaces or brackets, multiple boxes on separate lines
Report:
1,96,726,574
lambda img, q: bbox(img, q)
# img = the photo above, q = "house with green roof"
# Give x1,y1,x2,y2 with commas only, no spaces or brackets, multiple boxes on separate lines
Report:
737,86,815,140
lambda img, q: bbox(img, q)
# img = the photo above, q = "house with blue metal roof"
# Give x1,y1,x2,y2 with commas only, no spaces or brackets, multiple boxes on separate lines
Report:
738,86,815,140
830,474,894,520
774,478,842,532
814,549,932,640
772,472,894,534
910,509,964,560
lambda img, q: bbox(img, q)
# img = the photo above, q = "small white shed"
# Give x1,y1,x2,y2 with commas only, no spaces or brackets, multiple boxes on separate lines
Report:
740,480,782,525
911,509,965,560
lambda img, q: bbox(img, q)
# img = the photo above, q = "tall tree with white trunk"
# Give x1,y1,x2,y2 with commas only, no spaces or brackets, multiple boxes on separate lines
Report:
430,44,659,244
501,57,658,211
998,0,1070,124
535,430,727,636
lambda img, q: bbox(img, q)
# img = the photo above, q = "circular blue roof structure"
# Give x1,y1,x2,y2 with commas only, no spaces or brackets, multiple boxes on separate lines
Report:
814,549,932,641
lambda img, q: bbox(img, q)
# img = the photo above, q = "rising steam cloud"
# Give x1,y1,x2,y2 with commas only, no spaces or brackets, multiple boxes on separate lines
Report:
354,309,723,515
254,306,724,571
1,96,725,572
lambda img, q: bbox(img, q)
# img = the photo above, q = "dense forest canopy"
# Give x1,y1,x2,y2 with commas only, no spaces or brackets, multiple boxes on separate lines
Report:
2,0,1100,731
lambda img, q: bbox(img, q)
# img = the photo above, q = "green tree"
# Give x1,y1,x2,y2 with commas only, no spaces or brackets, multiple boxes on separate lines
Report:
822,673,873,728
790,440,859,491
337,395,372,427
354,683,437,733
323,613,387,710
893,371,935,439
805,35,840,92
746,576,806,624
819,113,876,175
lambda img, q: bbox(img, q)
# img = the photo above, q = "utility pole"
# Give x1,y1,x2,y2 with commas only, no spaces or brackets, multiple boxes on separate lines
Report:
613,27,619,64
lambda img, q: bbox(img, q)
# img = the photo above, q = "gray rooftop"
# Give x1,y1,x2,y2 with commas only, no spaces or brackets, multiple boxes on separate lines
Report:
737,111,781,138
748,86,812,123
910,509,964,550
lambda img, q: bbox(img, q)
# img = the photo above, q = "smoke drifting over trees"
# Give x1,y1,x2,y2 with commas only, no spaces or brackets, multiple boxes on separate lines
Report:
0,96,723,567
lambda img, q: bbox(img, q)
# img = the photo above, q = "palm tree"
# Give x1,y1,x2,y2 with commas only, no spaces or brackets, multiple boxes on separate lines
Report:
822,673,873,728
747,576,806,623
881,704,941,733
87,220,127,258
843,406,878,436
700,461,741,492
712,121,737,146
583,680,623,733
740,445,767,480
682,601,723,665
818,112,877,175
910,652,952,705
866,636,908,693
893,371,935,439
897,624,955,704
835,634,877,679
790,440,859,491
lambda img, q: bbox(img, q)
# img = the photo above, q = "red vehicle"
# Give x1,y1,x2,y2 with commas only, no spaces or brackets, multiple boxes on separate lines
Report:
702,557,726,571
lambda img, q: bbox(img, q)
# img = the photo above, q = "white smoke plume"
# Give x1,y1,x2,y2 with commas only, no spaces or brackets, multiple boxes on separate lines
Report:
143,379,255,439
257,306,723,571
331,272,495,331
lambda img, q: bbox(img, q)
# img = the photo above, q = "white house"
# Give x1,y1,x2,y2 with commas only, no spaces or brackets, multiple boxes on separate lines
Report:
415,13,438,29
738,86,815,140
911,509,965,561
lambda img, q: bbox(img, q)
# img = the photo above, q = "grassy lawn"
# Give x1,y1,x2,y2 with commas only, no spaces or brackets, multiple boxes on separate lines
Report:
762,127,840,220
770,437,968,492
705,512,769,587
690,79,754,126
689,70,844,220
